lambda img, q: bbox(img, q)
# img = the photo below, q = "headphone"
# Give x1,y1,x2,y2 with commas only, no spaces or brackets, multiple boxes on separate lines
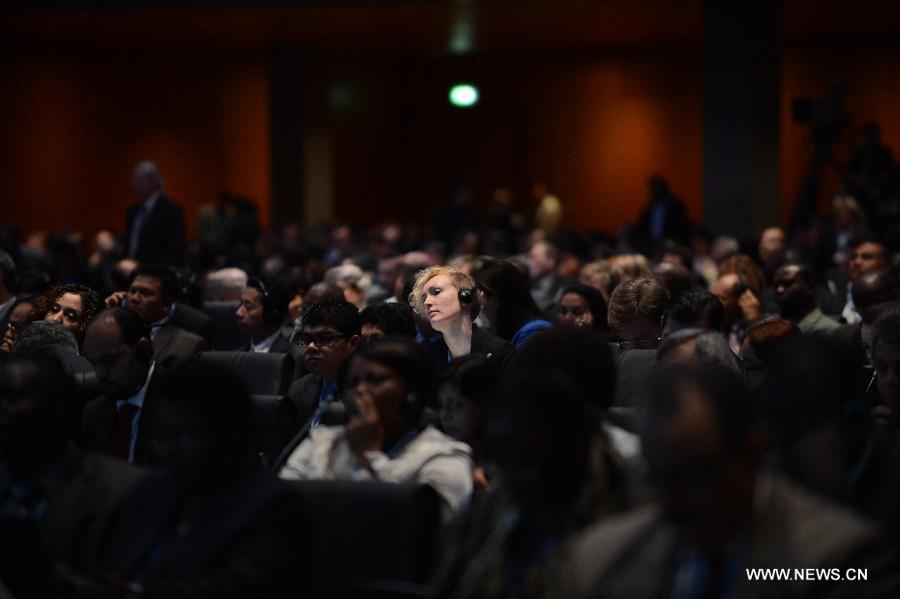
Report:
458,288,475,305
250,277,287,326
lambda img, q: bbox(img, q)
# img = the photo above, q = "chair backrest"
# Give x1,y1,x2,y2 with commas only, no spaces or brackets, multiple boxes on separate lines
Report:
249,394,296,468
197,351,294,396
200,301,249,350
289,480,440,597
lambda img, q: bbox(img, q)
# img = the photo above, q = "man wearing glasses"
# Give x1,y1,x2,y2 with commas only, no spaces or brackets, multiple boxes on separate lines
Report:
287,299,361,430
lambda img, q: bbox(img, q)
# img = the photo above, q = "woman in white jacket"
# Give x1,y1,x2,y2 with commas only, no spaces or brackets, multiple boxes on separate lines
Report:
280,336,474,522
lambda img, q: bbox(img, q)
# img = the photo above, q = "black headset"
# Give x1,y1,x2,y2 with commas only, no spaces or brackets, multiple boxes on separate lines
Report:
250,277,287,326
458,288,475,304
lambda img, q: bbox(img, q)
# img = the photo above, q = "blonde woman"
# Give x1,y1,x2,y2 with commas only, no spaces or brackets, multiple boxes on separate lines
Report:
410,265,513,369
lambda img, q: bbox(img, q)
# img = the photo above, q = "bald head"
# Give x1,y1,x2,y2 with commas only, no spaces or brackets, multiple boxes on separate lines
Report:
853,270,897,314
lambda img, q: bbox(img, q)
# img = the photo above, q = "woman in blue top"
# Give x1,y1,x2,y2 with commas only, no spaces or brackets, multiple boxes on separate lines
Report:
474,260,553,349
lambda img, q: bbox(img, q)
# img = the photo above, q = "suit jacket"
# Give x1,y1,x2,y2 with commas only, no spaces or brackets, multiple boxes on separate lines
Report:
102,468,310,599
286,373,325,432
125,195,186,265
153,323,208,374
796,307,841,336
567,474,900,599
424,324,515,373
0,448,143,572
170,303,216,346
81,373,163,467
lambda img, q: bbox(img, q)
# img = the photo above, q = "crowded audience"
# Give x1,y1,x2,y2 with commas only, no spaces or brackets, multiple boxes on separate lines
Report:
4,158,900,598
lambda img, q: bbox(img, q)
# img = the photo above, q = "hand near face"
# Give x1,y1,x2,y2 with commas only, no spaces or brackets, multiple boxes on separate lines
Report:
738,289,761,321
105,291,128,307
346,394,384,455
0,327,14,353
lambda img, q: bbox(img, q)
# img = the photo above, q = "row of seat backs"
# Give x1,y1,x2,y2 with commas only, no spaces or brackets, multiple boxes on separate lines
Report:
290,480,440,598
199,301,250,351
0,481,441,599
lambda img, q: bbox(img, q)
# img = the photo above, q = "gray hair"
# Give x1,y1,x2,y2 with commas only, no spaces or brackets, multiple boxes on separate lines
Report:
204,268,248,302
12,320,80,356
657,328,741,373
133,160,165,190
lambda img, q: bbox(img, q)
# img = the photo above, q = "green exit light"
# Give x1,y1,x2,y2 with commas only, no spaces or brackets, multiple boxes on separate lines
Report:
449,84,479,107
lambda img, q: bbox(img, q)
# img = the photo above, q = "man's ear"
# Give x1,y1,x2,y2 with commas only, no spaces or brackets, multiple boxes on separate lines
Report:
136,337,154,362
348,334,362,349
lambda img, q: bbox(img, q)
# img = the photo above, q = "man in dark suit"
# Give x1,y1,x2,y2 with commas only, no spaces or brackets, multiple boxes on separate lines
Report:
0,356,142,599
107,264,207,374
287,299,361,431
70,363,310,599
236,275,305,380
80,307,162,466
125,161,185,266
567,365,900,598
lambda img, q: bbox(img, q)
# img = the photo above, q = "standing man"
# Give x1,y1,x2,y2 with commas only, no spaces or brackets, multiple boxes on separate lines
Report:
125,161,185,266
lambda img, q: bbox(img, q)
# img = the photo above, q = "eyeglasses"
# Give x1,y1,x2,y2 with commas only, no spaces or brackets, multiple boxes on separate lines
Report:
295,333,346,348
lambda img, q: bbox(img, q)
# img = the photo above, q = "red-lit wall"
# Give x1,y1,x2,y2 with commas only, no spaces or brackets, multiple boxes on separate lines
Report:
317,50,704,236
0,47,271,242
4,39,900,244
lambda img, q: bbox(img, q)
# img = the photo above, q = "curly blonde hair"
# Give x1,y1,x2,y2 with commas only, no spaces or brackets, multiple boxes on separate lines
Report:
409,265,477,318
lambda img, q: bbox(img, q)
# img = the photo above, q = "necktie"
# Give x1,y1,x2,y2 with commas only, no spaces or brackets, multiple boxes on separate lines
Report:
110,403,140,461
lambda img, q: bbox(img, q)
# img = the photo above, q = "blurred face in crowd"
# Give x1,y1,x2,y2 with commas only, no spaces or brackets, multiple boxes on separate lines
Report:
527,243,556,280
342,357,408,441
422,274,464,332
558,292,594,328
439,382,477,443
773,265,813,319
1,301,36,352
476,282,499,328
287,292,304,322
758,227,786,269
849,242,886,282
872,339,900,415
83,319,151,401
128,275,170,324
642,385,760,551
712,273,742,327
44,292,87,340
236,287,268,341
298,324,356,382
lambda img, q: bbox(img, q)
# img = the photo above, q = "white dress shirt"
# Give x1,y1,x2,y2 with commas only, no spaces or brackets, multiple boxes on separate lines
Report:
250,329,282,353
